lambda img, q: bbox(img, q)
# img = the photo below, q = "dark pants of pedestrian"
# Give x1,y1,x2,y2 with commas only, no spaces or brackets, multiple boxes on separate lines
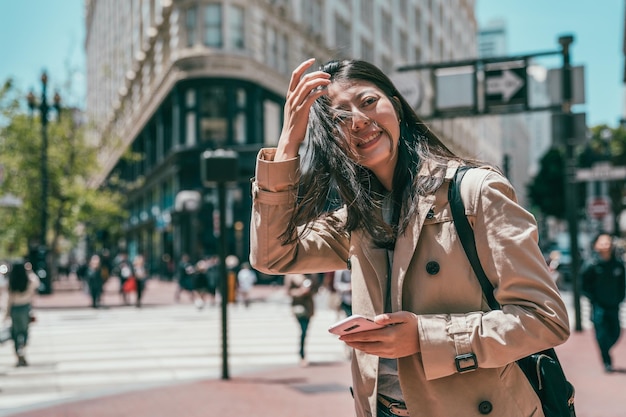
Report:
591,304,621,367
136,279,146,306
119,276,128,304
340,301,353,318
10,304,30,355
296,316,310,359
89,280,103,308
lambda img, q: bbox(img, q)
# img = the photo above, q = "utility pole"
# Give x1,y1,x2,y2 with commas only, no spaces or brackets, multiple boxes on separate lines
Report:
559,35,582,332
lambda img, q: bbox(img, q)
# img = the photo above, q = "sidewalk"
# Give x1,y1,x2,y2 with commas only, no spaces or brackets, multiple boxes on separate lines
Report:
13,280,626,416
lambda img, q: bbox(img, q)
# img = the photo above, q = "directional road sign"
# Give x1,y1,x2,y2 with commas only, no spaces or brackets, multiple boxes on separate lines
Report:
484,64,527,110
575,163,626,182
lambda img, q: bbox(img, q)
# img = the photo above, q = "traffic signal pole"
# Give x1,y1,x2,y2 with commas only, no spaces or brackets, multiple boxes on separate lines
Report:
559,35,583,332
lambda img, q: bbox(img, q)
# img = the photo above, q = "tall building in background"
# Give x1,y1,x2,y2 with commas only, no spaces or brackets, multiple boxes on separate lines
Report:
85,0,491,272
477,19,552,209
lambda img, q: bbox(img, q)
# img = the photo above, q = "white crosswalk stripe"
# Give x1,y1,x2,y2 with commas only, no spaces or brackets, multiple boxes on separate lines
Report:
0,292,349,415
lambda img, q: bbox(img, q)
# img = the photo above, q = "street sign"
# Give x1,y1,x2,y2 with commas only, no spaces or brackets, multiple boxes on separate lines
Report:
552,112,587,146
390,70,424,110
547,65,586,106
575,162,626,182
587,197,610,219
484,64,527,110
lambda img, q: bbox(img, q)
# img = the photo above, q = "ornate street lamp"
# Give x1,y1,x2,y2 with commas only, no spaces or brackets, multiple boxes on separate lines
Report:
26,71,61,294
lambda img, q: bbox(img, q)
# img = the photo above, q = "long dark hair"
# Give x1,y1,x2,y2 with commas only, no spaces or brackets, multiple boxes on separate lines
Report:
283,59,482,248
9,262,29,293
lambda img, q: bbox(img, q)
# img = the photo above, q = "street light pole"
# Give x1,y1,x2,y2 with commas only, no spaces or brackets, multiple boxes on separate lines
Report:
27,71,61,295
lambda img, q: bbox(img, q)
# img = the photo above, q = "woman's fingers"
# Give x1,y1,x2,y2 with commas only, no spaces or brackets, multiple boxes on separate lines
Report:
276,59,331,159
287,72,330,113
288,58,316,92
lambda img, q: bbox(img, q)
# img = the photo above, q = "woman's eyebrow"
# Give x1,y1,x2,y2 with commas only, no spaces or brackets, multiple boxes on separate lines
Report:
331,89,378,110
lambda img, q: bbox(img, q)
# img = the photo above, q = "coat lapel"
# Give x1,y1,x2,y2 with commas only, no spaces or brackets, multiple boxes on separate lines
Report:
392,161,460,311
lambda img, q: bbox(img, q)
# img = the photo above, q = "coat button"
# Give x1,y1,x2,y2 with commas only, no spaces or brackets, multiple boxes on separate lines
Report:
425,261,440,275
478,401,493,414
426,208,435,219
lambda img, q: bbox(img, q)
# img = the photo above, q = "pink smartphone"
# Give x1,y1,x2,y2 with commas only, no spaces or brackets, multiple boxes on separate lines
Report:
328,314,386,335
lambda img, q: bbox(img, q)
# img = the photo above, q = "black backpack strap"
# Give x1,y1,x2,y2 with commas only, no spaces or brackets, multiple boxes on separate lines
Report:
448,167,499,310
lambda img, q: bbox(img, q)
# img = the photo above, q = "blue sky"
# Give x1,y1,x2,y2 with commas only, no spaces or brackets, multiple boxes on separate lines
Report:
476,0,624,127
0,0,85,108
0,0,623,127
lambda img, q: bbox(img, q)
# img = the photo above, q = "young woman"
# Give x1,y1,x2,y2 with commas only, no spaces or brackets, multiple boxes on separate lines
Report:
6,262,40,367
249,58,570,417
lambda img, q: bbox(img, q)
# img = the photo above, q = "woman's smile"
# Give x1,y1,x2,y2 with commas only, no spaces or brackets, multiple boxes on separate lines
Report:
355,129,383,149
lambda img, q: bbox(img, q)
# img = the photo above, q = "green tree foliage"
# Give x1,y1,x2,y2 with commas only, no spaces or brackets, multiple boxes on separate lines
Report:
528,147,566,218
0,79,126,261
528,124,626,225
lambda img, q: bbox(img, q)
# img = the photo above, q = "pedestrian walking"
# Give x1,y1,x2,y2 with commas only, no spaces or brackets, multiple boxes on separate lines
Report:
5,262,40,367
205,255,219,306
174,254,195,303
133,254,148,308
285,273,318,367
191,258,212,310
582,232,626,373
333,268,352,318
113,251,134,305
85,254,104,308
236,262,257,307
249,58,570,417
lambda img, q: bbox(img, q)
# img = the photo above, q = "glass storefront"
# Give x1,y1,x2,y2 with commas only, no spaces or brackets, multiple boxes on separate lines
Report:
109,78,283,275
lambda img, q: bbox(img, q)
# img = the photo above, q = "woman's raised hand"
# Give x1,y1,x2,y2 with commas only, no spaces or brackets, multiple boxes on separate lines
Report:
275,59,331,161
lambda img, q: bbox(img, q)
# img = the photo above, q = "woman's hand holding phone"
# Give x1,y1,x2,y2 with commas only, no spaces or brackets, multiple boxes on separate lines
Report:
329,312,421,359
328,314,387,335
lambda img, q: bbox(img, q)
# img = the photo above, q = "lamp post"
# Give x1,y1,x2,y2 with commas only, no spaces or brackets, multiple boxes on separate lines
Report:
27,71,61,295
201,149,239,380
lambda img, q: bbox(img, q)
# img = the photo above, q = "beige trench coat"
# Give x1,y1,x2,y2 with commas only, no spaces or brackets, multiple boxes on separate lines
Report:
250,148,570,417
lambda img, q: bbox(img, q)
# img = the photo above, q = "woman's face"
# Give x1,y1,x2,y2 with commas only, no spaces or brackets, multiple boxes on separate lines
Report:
327,80,401,183
594,234,613,259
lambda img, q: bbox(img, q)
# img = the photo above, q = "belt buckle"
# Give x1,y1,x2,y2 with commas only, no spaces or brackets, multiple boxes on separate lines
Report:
378,395,410,417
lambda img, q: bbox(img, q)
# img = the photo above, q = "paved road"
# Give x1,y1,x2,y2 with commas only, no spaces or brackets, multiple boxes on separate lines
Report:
0,279,349,415
1,278,626,416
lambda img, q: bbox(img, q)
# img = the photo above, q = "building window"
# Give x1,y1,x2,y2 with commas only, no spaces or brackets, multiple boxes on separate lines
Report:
360,0,373,27
185,113,196,146
229,4,244,50
360,37,374,63
398,30,408,60
277,32,288,74
142,0,151,37
266,25,277,68
381,11,392,46
185,5,197,47
234,89,247,144
186,89,196,108
335,15,351,58
204,4,223,48
200,86,227,145
303,0,322,35
263,99,281,146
